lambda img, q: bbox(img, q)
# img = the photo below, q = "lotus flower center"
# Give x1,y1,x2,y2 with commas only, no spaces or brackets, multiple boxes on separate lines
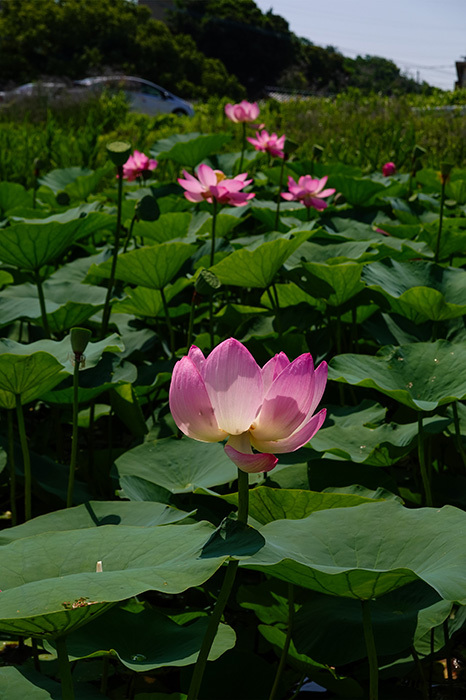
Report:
215,171,227,184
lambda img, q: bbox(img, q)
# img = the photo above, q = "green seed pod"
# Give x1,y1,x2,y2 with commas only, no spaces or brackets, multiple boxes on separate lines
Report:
70,327,92,355
412,144,426,160
195,268,222,296
106,140,132,167
136,195,160,222
56,191,71,206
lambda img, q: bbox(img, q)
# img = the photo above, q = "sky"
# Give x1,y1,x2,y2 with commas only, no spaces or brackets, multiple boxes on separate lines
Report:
253,0,466,90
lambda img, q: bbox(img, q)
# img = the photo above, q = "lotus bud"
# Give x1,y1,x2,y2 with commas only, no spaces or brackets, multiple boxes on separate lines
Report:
440,162,453,184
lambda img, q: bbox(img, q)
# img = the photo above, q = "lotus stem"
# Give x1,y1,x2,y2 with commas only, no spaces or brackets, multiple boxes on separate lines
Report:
56,635,75,700
186,469,249,700
186,289,198,352
361,599,378,700
434,178,446,263
452,402,466,472
160,287,175,356
238,122,246,174
66,354,81,508
15,394,31,522
210,199,218,268
34,270,51,339
411,646,429,700
443,619,453,686
123,212,137,254
268,583,295,700
101,163,124,337
274,156,286,230
7,409,17,526
417,414,433,507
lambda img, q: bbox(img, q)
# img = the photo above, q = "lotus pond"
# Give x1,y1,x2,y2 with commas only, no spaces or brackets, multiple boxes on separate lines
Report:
0,114,465,700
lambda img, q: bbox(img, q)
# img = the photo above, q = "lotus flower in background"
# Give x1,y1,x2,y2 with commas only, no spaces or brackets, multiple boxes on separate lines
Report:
169,338,327,473
281,174,335,210
382,161,396,176
178,164,255,207
122,150,158,181
225,100,260,124
247,130,286,159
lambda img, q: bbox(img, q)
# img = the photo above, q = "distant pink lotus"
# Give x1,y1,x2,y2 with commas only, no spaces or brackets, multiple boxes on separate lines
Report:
169,338,327,473
247,130,286,159
178,164,255,207
281,175,335,210
123,150,158,181
382,161,396,176
225,100,260,124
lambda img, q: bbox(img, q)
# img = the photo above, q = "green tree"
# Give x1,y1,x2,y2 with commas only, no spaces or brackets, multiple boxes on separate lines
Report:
0,0,244,99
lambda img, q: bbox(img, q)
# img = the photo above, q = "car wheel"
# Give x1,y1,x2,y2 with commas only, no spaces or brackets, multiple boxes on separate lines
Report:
172,109,188,116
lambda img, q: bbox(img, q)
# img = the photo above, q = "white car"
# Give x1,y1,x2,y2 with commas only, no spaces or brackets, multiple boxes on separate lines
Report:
75,76,195,117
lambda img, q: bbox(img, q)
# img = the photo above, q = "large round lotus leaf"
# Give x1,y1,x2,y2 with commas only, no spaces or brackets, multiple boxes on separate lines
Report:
310,401,450,466
209,231,311,288
46,603,235,671
0,665,105,699
89,242,196,290
362,260,466,322
115,438,238,493
293,261,365,306
0,501,194,544
151,131,232,168
329,340,466,411
0,219,82,270
0,521,224,638
223,485,385,525
292,581,444,666
239,501,466,601
0,352,66,409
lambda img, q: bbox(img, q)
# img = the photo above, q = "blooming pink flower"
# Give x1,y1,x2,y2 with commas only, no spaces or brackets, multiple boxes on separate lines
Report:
247,130,286,159
281,175,335,211
225,100,260,124
123,150,158,181
169,339,327,473
382,161,396,177
178,164,255,207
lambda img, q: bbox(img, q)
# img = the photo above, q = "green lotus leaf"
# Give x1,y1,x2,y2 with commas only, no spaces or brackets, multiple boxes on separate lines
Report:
135,212,191,243
89,242,195,290
45,603,235,671
151,131,232,168
292,581,444,666
223,485,385,525
0,501,194,545
0,181,33,215
0,521,223,637
310,401,451,466
362,260,466,322
293,261,365,306
240,501,466,601
0,350,66,409
210,231,311,288
329,340,466,411
327,175,386,206
115,438,237,494
419,217,466,259
0,666,105,699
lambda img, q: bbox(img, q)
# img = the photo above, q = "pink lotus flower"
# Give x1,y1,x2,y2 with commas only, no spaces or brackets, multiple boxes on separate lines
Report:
178,164,255,207
281,175,335,210
123,150,158,181
382,161,396,177
169,339,327,473
247,130,286,159
225,100,260,124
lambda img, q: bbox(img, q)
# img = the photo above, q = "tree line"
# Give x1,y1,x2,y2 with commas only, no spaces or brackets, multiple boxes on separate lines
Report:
0,0,435,98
